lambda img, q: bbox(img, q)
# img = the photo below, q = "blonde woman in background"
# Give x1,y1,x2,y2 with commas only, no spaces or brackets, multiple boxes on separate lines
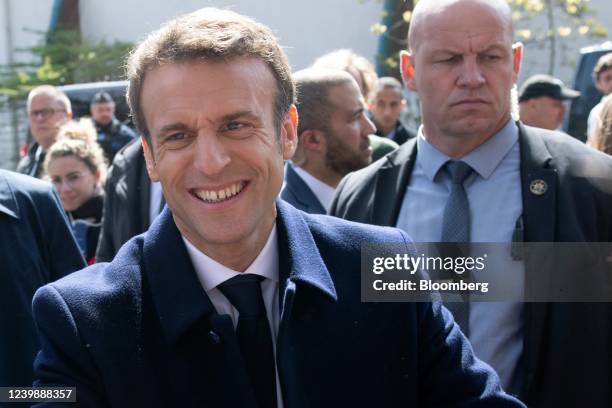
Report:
592,94,612,155
44,118,107,264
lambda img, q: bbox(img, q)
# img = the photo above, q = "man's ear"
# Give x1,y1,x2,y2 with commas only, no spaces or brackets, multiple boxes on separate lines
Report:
281,105,299,161
400,50,417,91
299,129,326,152
141,136,160,182
511,42,524,83
67,111,73,120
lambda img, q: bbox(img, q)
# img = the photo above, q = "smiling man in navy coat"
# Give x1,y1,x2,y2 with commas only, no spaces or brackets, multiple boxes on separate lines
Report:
32,7,524,408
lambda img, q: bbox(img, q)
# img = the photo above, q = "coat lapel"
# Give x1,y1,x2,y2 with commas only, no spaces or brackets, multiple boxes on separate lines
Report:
517,123,557,398
274,200,337,408
372,138,418,226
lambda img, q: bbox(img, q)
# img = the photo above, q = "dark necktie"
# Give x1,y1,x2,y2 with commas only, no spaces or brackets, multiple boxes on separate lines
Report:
217,274,277,408
441,161,473,242
440,161,473,335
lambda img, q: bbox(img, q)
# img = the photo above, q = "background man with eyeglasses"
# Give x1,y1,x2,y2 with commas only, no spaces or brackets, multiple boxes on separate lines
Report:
17,85,72,178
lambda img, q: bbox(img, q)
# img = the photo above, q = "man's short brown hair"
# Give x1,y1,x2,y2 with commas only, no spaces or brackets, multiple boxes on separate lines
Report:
593,52,612,82
126,7,295,141
294,68,355,135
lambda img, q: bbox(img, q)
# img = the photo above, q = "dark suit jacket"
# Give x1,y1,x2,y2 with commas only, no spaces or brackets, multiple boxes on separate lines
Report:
374,120,417,146
96,138,151,262
331,123,612,407
32,200,523,407
280,162,326,214
16,142,45,179
0,170,85,388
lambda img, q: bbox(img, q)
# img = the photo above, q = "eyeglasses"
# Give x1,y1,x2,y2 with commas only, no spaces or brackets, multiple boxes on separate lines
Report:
28,108,67,120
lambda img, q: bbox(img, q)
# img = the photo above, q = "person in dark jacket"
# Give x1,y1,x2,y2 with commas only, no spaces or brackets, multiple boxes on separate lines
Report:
90,91,137,162
95,138,164,262
369,76,416,145
17,85,72,178
44,118,107,264
0,169,85,388
331,0,612,406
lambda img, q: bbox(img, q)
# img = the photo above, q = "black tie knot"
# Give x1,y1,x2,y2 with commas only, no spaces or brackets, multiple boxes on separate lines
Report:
445,161,473,184
217,274,266,318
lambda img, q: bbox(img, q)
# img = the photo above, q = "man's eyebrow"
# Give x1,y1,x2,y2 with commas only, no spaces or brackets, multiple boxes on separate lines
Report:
157,110,261,135
480,44,506,53
220,110,259,122
351,107,365,117
158,122,190,135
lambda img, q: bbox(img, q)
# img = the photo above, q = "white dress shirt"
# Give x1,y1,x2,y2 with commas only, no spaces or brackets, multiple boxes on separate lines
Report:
182,226,283,407
292,165,336,213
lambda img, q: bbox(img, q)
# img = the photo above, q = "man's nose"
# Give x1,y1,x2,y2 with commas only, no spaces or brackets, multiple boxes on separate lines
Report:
193,133,231,176
457,59,486,88
361,114,377,136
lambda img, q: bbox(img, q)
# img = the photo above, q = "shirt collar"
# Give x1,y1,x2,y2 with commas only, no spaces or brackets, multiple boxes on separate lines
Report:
416,119,519,181
183,224,279,292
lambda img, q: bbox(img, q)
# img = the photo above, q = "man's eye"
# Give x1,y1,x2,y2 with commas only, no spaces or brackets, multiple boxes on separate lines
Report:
225,122,245,131
435,55,460,64
167,133,186,141
481,54,502,62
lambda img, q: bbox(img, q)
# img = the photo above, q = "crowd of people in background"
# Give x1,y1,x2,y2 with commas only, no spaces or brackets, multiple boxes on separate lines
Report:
3,0,612,406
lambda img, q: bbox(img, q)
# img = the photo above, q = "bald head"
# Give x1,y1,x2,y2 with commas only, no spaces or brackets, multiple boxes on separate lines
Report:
399,0,522,158
408,0,513,54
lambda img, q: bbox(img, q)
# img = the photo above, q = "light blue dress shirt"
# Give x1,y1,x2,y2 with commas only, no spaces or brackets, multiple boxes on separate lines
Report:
396,119,524,393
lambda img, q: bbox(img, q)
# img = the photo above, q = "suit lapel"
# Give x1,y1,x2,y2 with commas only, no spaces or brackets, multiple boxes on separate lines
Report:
372,138,418,226
519,123,556,243
142,209,257,407
517,123,557,398
284,163,327,214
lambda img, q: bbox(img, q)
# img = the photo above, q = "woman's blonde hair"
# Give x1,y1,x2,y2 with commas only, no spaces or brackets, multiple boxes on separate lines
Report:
44,118,108,187
593,94,612,156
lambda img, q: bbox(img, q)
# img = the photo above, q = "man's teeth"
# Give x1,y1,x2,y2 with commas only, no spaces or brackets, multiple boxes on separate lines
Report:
196,182,244,203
